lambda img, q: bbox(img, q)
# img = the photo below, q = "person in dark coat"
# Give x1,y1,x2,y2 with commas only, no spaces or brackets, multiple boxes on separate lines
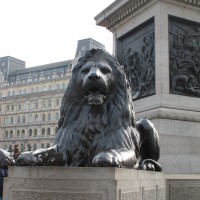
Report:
0,166,8,200
0,149,14,200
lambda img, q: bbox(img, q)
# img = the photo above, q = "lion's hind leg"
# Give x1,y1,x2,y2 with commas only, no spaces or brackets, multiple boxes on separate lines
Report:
136,118,162,172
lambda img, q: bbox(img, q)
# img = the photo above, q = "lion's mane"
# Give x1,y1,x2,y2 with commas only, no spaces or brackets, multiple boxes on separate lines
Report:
55,49,140,166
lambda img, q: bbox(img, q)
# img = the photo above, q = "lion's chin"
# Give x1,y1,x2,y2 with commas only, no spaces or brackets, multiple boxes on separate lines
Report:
85,93,106,105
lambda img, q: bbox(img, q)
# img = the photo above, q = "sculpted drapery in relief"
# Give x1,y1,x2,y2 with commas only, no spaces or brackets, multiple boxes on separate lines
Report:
118,19,155,100
169,16,200,97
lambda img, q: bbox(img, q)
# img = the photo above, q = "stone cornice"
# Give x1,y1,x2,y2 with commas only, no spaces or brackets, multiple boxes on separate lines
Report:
95,0,200,29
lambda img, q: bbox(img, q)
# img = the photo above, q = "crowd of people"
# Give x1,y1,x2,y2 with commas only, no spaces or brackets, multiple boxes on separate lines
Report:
0,144,21,200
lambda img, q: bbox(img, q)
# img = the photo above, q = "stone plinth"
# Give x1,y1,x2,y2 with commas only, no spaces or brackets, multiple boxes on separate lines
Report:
166,174,200,200
95,0,200,174
3,166,166,200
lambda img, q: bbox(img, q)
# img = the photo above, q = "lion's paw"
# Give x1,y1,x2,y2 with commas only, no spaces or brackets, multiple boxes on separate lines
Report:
92,152,122,167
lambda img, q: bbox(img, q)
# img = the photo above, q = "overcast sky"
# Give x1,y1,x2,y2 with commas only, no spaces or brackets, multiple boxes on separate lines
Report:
0,0,114,67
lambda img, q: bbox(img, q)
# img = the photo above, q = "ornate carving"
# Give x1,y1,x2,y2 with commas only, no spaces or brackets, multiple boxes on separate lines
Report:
118,19,155,100
106,0,200,29
169,16,200,97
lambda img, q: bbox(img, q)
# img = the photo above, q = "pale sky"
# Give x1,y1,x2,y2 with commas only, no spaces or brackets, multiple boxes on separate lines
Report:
0,0,114,67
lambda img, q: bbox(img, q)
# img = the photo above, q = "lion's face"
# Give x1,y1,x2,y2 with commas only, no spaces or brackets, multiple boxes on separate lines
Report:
77,59,115,105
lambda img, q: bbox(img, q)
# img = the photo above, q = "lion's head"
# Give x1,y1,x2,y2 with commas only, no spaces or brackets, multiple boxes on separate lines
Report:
74,50,116,105
57,49,135,129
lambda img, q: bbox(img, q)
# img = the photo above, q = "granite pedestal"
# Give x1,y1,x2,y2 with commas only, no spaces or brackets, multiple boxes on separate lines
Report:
3,166,166,200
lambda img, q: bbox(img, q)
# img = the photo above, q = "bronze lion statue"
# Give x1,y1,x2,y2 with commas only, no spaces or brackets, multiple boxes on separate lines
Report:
0,49,162,171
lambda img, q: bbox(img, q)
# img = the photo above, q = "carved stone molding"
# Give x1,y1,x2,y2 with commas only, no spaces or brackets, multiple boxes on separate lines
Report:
96,0,200,30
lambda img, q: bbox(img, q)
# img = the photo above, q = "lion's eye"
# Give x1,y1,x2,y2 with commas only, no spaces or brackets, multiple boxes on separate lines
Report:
100,67,111,74
81,68,90,74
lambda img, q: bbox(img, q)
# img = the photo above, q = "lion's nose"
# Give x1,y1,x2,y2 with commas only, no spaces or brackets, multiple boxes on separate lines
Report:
88,73,100,81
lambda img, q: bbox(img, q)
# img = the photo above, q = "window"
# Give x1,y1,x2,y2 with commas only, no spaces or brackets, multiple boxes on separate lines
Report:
35,101,38,109
41,144,45,148
42,128,45,136
23,88,26,94
34,129,37,137
5,131,8,138
62,83,65,89
29,129,32,137
19,89,21,95
10,130,13,138
22,129,25,137
12,90,15,96
47,128,51,135
6,117,9,125
7,91,10,96
22,115,25,123
56,83,60,89
56,99,59,106
17,130,20,137
36,87,39,92
55,127,58,134
47,143,50,148
18,116,20,123
42,100,46,107
33,144,37,151
56,112,59,120
48,113,51,121
35,114,38,122
7,105,9,111
31,87,34,93
48,99,51,107
18,103,21,110
29,115,33,122
27,144,31,151
9,145,12,152
11,117,14,124
21,144,25,152
11,104,14,110
42,114,45,121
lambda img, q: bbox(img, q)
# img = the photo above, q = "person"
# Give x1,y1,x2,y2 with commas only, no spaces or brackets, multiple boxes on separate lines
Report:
12,145,21,161
0,165,8,200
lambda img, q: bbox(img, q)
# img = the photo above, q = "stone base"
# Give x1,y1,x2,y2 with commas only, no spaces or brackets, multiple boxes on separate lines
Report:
166,174,200,200
3,166,166,200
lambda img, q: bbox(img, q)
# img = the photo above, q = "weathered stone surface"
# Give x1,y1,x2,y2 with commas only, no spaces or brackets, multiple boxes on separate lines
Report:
166,174,200,200
3,167,166,200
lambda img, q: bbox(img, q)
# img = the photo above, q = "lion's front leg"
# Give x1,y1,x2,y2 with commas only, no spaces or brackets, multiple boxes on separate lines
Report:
92,148,137,168
16,145,64,166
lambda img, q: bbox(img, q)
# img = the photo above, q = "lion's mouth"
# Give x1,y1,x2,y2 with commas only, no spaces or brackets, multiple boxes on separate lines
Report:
84,86,107,105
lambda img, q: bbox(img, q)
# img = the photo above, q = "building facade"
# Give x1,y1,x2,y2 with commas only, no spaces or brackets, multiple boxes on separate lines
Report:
0,38,105,152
